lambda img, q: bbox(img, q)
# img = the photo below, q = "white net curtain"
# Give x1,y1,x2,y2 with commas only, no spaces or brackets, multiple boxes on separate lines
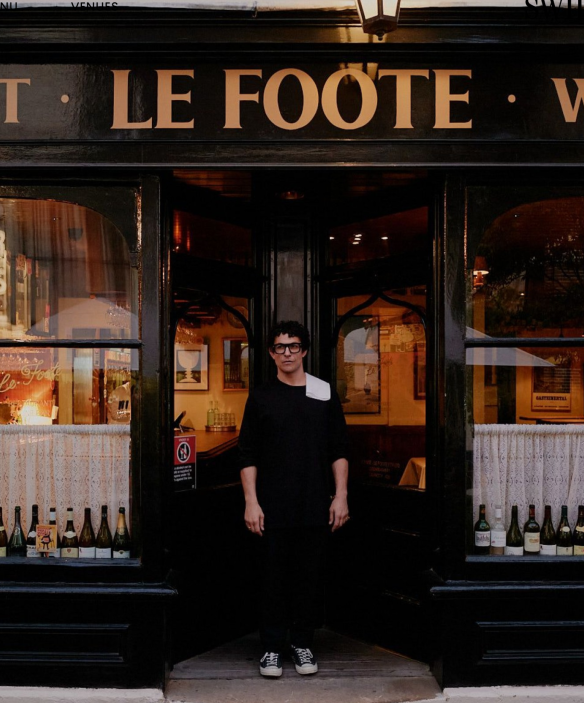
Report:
473,424,584,528
1,425,130,534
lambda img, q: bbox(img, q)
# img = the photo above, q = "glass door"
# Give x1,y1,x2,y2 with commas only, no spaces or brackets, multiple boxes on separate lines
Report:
322,174,435,662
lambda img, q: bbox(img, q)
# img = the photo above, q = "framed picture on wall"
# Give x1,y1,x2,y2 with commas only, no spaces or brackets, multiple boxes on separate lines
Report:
531,361,571,411
223,338,249,390
414,341,426,400
174,343,209,390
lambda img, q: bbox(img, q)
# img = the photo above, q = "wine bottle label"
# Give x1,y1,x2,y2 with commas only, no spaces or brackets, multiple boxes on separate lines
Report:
49,548,61,558
574,545,584,555
491,530,506,548
26,545,40,557
557,546,574,556
576,526,584,533
524,534,540,552
96,547,112,558
561,526,571,533
28,531,36,538
113,549,130,559
505,545,523,556
62,547,79,557
0,526,5,532
79,547,96,558
475,531,490,547
64,531,76,538
0,546,6,557
540,544,556,555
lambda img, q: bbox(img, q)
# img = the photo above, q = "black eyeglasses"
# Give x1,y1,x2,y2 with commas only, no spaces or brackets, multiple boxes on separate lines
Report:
272,343,303,354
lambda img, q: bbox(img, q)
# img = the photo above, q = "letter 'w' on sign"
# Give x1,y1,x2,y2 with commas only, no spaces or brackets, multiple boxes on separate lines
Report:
552,78,584,122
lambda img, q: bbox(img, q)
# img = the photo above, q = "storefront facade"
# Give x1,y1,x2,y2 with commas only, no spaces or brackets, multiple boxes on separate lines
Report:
2,1,584,692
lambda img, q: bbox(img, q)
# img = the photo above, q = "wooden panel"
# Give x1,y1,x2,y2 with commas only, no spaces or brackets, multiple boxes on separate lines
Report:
0,623,128,664
477,621,584,662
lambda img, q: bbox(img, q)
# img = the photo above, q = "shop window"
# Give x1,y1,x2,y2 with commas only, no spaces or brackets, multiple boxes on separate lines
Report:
0,197,138,560
173,293,250,489
336,289,426,489
467,187,584,557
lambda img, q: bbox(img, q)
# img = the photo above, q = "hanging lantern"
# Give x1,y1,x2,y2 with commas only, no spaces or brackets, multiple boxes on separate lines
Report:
355,0,401,40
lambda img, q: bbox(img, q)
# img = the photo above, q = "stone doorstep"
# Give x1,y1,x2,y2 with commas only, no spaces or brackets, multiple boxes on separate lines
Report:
0,685,584,703
0,688,164,703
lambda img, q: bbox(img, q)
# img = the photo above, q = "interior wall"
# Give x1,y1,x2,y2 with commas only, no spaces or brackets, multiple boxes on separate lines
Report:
174,315,249,431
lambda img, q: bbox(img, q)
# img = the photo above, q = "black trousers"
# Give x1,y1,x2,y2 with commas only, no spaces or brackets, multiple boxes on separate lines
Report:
259,526,329,653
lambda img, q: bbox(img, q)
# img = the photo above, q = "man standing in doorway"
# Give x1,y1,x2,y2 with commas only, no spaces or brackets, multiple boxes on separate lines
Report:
239,320,350,678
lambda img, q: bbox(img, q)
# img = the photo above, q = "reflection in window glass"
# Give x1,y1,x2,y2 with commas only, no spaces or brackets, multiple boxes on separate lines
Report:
0,198,137,341
0,346,136,554
468,196,584,338
336,290,426,488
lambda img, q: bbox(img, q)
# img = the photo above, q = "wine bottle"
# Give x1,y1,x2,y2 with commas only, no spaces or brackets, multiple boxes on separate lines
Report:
556,505,573,556
61,508,79,558
112,507,131,559
0,507,7,557
79,507,96,558
523,504,540,555
490,505,506,555
8,506,26,557
505,505,523,555
474,504,490,555
26,504,40,558
574,505,584,556
48,507,61,558
540,505,557,556
95,505,113,558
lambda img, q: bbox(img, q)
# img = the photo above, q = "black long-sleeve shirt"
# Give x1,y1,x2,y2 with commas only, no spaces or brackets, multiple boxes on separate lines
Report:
238,377,349,528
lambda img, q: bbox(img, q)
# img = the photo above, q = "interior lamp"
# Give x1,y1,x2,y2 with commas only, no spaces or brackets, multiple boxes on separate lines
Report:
473,256,489,289
355,0,401,40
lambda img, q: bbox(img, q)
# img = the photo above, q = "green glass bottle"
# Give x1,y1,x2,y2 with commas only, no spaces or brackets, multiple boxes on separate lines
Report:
8,506,26,557
556,505,573,556
26,504,40,558
112,507,131,559
523,504,540,556
96,505,113,558
0,508,7,557
61,508,79,558
505,505,523,556
540,505,556,556
79,507,96,558
474,504,490,555
573,505,584,556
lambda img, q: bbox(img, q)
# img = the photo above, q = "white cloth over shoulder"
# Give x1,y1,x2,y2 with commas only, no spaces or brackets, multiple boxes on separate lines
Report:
306,373,331,401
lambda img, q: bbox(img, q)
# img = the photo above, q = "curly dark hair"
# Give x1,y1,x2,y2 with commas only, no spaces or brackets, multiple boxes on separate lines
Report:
269,320,310,352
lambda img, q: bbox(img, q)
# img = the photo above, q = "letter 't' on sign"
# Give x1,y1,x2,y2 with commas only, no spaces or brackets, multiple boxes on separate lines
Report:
0,79,31,124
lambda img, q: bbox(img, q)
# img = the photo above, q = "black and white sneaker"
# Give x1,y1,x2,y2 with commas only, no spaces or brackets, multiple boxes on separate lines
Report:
290,645,318,675
259,651,283,677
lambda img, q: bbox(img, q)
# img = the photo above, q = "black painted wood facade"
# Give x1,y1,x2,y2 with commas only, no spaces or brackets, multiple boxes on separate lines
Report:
0,3,583,691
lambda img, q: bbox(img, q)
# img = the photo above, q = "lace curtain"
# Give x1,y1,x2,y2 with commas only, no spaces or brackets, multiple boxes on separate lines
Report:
473,424,584,528
1,425,130,534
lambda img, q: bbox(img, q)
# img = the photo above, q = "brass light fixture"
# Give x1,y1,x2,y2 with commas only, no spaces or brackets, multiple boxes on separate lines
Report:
355,0,401,40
